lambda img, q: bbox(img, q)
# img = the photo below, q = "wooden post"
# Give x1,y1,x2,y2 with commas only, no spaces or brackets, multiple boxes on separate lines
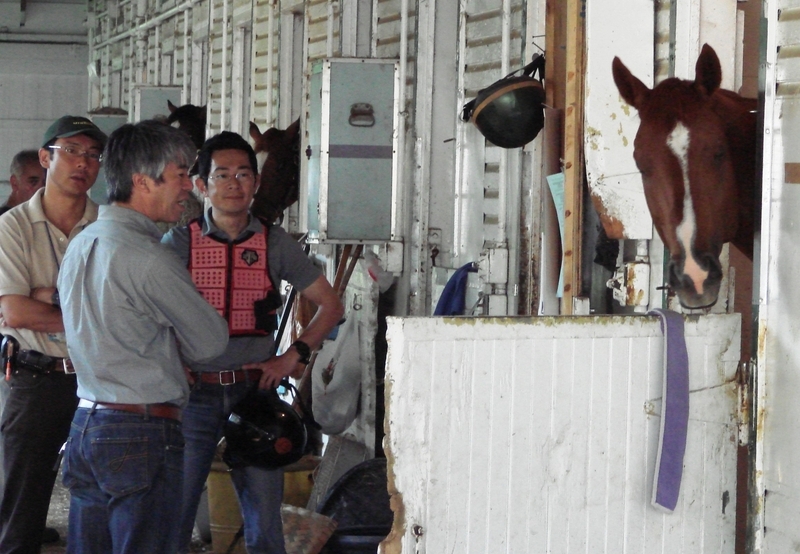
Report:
561,0,585,315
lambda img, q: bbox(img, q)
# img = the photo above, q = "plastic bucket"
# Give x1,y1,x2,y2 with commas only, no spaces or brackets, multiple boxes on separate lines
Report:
206,457,321,552
207,461,246,554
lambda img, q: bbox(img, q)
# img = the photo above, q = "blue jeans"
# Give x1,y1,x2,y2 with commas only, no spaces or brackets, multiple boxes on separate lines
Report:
179,381,286,554
62,407,184,554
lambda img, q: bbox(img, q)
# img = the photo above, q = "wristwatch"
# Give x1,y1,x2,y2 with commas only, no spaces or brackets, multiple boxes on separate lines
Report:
292,340,312,365
51,289,60,309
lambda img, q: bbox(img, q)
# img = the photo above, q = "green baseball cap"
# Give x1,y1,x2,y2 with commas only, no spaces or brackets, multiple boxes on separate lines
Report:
41,116,107,149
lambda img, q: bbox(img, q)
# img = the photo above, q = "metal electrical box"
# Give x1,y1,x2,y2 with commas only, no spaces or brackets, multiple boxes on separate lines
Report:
132,86,183,123
306,58,400,243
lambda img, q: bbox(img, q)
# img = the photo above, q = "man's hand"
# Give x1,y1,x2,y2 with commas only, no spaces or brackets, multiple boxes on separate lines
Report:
184,365,196,385
242,274,343,390
244,353,304,390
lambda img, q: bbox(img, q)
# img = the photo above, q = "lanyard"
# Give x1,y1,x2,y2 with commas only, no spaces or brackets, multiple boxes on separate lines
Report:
45,223,63,273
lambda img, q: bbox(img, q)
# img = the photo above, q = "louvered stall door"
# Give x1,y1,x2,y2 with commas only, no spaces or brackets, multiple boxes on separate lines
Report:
374,0,416,99
207,0,230,133
306,0,340,61
204,0,254,135
191,0,211,107
755,0,800,551
385,315,740,553
250,0,280,129
455,1,526,314
88,3,211,118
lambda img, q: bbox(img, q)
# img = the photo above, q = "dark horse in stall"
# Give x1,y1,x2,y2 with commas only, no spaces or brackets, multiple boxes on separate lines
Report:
163,102,301,225
249,118,301,224
612,44,758,309
165,101,207,225
167,100,207,150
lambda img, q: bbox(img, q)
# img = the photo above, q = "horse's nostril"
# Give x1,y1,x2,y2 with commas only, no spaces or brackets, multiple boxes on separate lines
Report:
704,254,723,280
667,261,683,287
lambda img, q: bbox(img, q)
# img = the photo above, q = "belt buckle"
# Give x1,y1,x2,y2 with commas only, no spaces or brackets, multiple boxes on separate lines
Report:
62,358,75,374
218,370,236,386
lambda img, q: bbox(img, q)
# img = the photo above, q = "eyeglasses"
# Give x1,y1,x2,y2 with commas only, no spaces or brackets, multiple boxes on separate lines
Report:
49,145,103,163
208,171,256,185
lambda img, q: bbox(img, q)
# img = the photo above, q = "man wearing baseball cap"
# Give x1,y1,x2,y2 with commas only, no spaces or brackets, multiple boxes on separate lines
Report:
0,115,106,552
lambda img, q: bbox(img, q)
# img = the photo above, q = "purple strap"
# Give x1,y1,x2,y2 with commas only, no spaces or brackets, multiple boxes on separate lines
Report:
648,308,689,512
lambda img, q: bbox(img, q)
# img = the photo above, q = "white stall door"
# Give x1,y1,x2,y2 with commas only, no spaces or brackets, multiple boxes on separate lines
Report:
384,314,740,554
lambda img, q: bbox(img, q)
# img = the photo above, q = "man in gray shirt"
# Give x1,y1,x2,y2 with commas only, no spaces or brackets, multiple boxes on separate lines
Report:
162,131,343,554
58,121,229,554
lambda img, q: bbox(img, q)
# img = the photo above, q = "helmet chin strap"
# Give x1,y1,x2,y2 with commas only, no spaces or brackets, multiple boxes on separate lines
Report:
279,378,321,430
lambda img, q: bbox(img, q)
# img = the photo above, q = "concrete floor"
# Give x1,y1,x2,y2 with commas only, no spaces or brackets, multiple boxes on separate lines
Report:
40,479,212,553
40,478,68,554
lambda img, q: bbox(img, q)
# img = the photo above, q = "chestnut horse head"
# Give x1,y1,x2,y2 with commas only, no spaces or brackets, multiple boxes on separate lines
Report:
612,44,758,309
249,119,301,224
166,101,207,150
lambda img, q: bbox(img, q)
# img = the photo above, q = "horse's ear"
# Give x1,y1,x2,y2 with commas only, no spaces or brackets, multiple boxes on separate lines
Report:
249,122,262,142
694,43,722,95
168,100,177,112
286,118,301,139
612,57,651,109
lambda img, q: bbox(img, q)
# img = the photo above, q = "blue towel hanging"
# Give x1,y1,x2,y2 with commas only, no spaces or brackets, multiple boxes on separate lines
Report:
434,263,478,316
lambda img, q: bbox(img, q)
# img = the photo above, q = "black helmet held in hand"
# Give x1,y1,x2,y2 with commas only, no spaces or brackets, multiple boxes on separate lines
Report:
223,386,308,470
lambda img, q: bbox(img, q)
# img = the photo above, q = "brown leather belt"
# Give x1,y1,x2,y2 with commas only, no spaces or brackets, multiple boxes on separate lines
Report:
192,368,262,386
78,399,182,422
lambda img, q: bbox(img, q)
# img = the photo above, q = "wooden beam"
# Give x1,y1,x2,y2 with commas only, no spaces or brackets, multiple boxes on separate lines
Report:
561,0,585,314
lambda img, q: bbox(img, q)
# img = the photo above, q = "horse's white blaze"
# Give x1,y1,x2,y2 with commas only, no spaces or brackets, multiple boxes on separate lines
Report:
255,151,268,173
668,122,708,295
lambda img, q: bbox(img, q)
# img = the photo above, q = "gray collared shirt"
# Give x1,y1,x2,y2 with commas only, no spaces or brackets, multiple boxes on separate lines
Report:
161,209,321,372
58,205,229,406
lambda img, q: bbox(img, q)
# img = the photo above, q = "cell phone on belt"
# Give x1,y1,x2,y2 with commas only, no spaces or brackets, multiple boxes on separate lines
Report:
1,335,19,382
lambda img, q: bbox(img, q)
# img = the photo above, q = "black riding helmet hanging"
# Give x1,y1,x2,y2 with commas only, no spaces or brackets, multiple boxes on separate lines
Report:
223,382,310,470
462,54,546,149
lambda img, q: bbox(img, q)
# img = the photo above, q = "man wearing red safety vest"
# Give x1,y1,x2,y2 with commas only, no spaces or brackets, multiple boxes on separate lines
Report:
162,131,343,554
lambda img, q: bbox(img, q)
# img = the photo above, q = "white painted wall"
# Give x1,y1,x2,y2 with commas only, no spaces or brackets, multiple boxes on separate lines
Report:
0,0,88,199
0,42,88,199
